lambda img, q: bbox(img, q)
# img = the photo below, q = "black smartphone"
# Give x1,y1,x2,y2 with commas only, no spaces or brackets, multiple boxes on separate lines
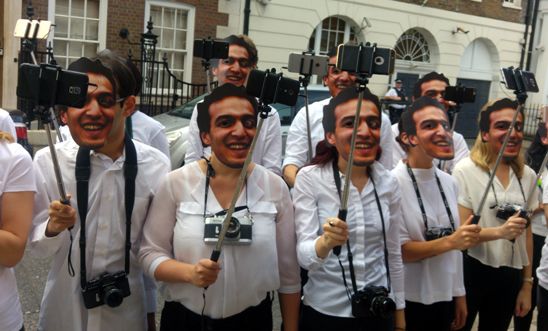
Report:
444,86,476,103
287,53,329,76
194,39,229,60
246,69,300,106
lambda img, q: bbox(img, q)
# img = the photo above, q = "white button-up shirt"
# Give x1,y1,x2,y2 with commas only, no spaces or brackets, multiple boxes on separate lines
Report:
30,139,170,331
139,162,300,318
185,102,282,175
293,161,405,317
283,97,394,171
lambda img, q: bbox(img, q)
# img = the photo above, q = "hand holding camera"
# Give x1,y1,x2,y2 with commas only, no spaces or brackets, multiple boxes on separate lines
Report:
446,215,481,251
189,258,221,288
497,211,528,241
45,197,76,237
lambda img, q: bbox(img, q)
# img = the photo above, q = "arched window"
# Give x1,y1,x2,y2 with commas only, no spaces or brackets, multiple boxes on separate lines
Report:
308,16,358,55
394,29,430,63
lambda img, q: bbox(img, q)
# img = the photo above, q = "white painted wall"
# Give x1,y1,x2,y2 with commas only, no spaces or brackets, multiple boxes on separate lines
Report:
2,1,22,109
217,0,525,100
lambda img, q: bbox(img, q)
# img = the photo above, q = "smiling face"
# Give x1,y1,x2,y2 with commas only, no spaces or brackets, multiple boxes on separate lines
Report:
420,79,450,110
200,96,257,168
212,45,253,87
408,106,454,160
326,99,381,167
323,56,357,97
482,107,524,159
65,73,133,157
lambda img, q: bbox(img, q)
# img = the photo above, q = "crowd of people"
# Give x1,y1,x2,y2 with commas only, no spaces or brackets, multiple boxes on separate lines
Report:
1,33,548,331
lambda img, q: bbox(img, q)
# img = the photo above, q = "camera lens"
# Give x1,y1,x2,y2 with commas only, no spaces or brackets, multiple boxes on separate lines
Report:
103,286,124,307
371,296,396,319
225,217,241,238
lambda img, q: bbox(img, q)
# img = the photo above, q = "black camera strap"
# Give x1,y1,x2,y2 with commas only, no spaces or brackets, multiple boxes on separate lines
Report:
488,168,527,207
405,163,456,231
74,134,137,289
332,160,392,296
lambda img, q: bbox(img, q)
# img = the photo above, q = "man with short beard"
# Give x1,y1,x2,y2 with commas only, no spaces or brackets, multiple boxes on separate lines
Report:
185,34,282,175
283,47,394,187
391,72,469,173
392,97,480,331
453,98,535,331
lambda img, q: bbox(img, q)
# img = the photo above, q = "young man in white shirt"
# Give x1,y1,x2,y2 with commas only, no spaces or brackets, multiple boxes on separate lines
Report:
391,72,469,172
283,47,394,187
392,97,480,331
184,35,282,174
30,50,170,331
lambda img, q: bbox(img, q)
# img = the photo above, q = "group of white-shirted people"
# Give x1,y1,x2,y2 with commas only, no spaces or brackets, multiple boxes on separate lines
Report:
2,31,548,331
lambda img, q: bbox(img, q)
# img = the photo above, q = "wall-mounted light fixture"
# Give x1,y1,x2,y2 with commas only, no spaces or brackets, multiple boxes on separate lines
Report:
452,27,470,35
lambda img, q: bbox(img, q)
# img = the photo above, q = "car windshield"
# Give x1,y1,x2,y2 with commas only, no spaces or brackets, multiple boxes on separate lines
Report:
168,93,206,119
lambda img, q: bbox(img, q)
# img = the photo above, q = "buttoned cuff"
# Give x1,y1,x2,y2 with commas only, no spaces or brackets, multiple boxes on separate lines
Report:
29,219,68,258
301,237,330,271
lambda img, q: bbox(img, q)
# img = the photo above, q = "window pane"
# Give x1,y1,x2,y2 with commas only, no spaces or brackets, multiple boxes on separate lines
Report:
69,42,83,57
175,30,186,49
70,18,85,39
85,20,99,40
320,31,328,51
84,43,97,57
71,0,85,17
330,17,338,30
56,0,69,15
172,52,185,70
151,7,162,28
162,29,174,48
54,40,68,57
163,7,175,28
176,10,188,29
55,16,69,38
87,0,100,19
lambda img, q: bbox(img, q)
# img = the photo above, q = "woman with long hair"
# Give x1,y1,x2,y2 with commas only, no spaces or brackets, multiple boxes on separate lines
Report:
0,130,35,331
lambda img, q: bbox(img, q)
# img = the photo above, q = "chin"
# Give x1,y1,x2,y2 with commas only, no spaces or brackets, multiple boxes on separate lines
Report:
434,152,455,161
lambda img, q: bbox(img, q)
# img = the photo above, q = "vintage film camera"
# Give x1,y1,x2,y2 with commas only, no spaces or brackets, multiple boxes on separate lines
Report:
204,215,253,245
425,227,454,241
81,271,131,309
495,203,530,226
351,285,396,319
336,42,395,76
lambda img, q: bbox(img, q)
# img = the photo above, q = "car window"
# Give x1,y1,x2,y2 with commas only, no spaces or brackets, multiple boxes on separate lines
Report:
168,94,206,119
276,89,330,126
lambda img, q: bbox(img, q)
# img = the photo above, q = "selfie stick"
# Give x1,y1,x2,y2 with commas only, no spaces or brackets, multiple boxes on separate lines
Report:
471,94,527,225
333,74,369,256
209,70,280,262
297,53,316,162
20,21,70,204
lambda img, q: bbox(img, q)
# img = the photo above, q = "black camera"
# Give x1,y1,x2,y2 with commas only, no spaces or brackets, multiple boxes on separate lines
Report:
81,271,130,309
204,215,253,245
351,285,396,319
193,38,229,60
444,85,476,104
424,227,454,241
495,203,530,227
336,43,395,76
17,63,89,108
246,69,300,106
500,67,539,93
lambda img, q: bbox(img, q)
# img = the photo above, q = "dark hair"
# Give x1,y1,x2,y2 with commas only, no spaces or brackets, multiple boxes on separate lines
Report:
211,34,258,67
126,59,142,96
310,139,339,165
197,83,258,133
526,123,548,172
68,49,136,99
400,96,446,135
478,98,520,133
413,71,450,99
322,87,381,133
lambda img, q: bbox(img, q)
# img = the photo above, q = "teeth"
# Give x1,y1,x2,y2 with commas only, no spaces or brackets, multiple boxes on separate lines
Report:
229,144,247,149
83,124,101,130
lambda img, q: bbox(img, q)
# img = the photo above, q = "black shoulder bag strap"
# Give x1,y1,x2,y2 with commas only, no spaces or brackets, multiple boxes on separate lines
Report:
74,134,137,289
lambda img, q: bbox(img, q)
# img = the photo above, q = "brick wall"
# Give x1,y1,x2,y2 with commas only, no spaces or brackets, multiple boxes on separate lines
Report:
395,0,525,23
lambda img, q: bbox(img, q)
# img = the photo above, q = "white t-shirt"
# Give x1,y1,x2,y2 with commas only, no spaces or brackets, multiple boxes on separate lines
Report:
0,109,17,139
283,97,394,171
453,157,537,269
392,161,465,304
185,102,283,175
293,161,405,317
391,123,469,173
0,141,35,331
139,162,300,318
30,139,170,331
384,88,407,110
536,174,548,291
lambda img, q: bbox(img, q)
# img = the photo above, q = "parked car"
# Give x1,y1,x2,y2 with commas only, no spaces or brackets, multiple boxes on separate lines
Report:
154,86,330,169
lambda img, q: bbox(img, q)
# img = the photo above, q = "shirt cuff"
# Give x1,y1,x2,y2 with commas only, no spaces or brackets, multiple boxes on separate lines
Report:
282,156,305,170
148,256,171,279
393,291,406,310
29,219,67,258
278,283,302,294
302,237,329,271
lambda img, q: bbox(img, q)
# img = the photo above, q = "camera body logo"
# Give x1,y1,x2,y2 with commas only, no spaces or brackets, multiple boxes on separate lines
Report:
69,86,81,95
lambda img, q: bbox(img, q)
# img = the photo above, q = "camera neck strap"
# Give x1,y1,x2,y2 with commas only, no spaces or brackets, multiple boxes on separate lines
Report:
75,134,137,289
405,163,456,231
332,160,392,295
487,168,526,207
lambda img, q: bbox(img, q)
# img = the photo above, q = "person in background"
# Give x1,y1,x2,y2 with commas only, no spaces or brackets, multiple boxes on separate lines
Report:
384,79,407,124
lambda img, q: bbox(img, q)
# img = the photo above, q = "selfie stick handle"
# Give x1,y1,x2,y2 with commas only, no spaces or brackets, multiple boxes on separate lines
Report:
471,98,525,224
303,83,313,162
204,60,212,94
210,114,265,262
334,83,366,256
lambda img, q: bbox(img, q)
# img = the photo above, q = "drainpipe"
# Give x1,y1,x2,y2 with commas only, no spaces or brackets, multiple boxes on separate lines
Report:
243,0,251,35
520,0,533,68
526,0,540,70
